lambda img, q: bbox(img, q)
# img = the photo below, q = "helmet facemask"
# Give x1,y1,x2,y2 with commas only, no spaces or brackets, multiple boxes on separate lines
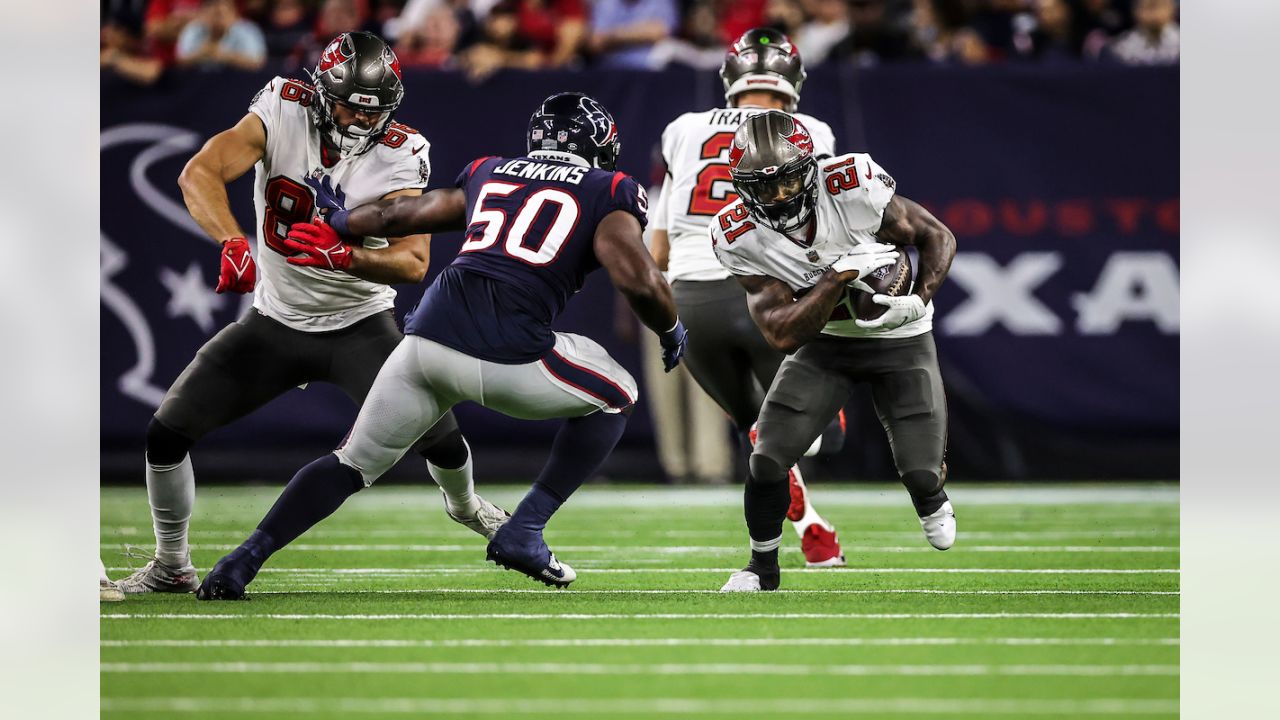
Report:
311,89,397,157
733,157,819,235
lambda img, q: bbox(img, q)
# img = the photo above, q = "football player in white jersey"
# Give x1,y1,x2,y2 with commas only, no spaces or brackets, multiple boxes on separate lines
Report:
117,32,507,594
712,112,959,592
650,28,847,567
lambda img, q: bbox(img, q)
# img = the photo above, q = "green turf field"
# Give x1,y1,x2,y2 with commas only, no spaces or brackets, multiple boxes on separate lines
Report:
101,482,1179,718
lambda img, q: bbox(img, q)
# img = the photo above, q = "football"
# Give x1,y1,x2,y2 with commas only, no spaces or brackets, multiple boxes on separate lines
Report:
853,247,913,321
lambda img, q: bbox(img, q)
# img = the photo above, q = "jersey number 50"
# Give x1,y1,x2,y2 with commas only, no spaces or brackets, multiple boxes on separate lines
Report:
460,181,581,266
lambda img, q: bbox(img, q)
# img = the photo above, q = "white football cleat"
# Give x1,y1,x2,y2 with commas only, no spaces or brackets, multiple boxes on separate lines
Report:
446,493,511,540
919,501,957,550
720,569,764,592
99,578,125,602
116,557,200,594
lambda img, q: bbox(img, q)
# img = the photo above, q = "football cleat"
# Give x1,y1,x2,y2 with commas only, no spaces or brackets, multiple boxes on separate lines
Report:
486,526,576,588
919,500,957,550
195,541,270,601
445,493,511,541
115,557,199,594
801,523,847,567
99,578,125,602
720,561,780,592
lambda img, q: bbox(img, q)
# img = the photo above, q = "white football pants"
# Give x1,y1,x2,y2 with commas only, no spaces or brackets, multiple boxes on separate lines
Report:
336,333,638,486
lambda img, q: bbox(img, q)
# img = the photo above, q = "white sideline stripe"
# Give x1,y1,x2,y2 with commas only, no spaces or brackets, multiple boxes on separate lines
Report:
108,566,1180,575
99,696,1181,715
242,587,1180,596
100,661,1179,677
102,543,1179,553
101,637,1181,649
102,612,1180,621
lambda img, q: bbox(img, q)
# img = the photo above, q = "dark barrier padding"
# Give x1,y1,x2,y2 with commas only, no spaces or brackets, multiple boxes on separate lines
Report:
101,65,1177,481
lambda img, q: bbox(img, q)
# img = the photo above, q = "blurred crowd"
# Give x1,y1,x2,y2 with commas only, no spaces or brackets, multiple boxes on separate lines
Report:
103,0,1179,85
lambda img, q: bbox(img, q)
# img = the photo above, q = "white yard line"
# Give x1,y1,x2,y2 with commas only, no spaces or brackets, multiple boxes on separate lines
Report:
104,484,1176,510
100,661,1179,677
101,637,1181,649
101,612,1180,621
101,528,1182,541
102,543,1179,553
99,696,1181,716
108,566,1180,574
238,587,1179,596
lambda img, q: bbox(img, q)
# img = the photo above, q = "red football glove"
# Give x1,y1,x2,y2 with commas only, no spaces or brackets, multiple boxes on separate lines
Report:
215,237,256,294
283,220,353,271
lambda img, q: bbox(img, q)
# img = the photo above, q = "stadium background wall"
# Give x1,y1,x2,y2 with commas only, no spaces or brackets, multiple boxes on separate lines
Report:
100,65,1178,482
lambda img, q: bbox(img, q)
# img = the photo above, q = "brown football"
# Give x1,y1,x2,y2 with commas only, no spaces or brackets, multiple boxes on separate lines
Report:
853,249,913,321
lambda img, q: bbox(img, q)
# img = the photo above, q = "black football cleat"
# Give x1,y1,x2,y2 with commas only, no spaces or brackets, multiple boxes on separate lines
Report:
194,541,269,601
486,526,576,588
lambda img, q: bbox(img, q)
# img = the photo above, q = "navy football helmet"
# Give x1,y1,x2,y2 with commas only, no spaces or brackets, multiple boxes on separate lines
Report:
527,92,621,171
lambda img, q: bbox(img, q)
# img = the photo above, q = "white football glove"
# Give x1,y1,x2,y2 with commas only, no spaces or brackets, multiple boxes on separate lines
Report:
830,243,900,293
855,294,927,331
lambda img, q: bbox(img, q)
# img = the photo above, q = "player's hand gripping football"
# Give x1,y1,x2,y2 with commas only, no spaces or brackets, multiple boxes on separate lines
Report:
303,175,353,235
830,243,900,293
215,237,257,293
855,294,927,331
659,319,689,373
283,220,353,271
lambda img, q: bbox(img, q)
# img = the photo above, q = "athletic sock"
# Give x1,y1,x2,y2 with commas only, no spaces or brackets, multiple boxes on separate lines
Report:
902,469,949,516
508,411,629,534
251,454,365,559
742,471,788,548
145,454,195,569
427,441,478,517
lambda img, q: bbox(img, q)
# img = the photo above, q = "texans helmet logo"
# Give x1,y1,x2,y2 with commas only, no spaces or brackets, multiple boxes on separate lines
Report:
578,96,617,147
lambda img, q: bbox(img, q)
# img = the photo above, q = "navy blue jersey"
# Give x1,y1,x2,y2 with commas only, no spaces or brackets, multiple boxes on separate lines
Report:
405,155,648,363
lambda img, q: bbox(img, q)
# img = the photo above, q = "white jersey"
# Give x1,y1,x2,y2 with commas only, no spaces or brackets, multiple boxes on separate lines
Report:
655,107,835,282
710,152,933,340
247,76,431,332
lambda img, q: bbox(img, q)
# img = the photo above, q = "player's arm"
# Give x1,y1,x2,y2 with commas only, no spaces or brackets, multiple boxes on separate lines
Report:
177,113,266,245
338,188,468,238
594,211,677,334
648,229,670,272
343,188,433,284
738,270,859,354
874,195,956,305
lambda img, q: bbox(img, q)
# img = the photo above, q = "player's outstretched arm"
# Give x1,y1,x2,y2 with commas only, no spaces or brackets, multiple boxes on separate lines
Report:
340,188,469,239
739,270,859,354
594,211,678,335
874,195,957,304
177,113,266,245
341,189,433,284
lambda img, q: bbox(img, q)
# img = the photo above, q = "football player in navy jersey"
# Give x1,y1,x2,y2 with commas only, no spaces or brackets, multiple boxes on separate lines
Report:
198,93,686,596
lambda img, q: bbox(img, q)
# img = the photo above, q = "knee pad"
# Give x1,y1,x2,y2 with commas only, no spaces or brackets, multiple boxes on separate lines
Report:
748,452,789,486
146,417,194,467
415,428,470,470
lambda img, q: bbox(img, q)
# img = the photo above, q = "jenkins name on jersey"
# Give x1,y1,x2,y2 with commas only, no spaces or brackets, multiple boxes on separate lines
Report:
247,76,431,331
710,152,933,340
654,107,835,282
405,155,649,363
